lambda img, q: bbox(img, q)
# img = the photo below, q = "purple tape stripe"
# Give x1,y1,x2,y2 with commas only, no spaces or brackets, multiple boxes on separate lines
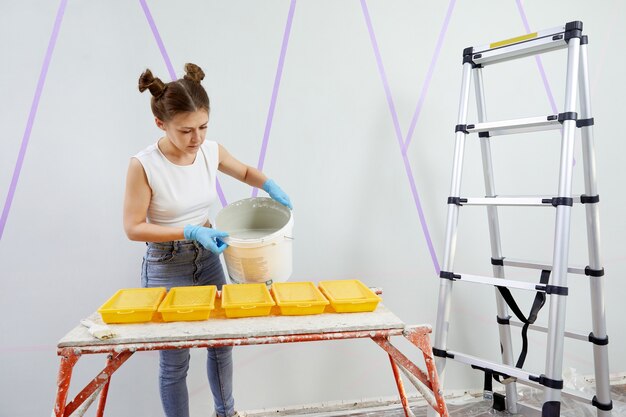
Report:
215,181,227,208
139,0,176,81
252,0,297,198
402,152,441,274
0,0,68,240
360,0,404,150
403,0,455,153
139,0,228,207
515,0,558,114
361,0,448,274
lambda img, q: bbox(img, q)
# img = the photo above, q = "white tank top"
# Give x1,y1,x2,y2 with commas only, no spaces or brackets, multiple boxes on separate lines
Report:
133,140,219,228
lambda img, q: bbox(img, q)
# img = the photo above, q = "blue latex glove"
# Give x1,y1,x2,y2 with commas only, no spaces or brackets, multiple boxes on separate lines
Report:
184,225,229,254
262,179,293,209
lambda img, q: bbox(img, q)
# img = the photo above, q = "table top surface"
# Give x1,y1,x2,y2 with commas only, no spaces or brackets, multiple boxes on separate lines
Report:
58,302,407,349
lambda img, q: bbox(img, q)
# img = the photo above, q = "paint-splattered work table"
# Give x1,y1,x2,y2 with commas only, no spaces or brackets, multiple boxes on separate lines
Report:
54,303,448,417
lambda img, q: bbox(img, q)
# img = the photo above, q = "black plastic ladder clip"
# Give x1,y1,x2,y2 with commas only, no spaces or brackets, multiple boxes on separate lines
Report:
432,348,454,359
592,395,613,411
588,332,609,346
580,194,600,204
440,271,461,281
542,197,573,207
447,197,468,206
558,112,578,123
564,21,584,43
584,266,605,277
536,285,569,296
576,117,594,128
530,374,564,390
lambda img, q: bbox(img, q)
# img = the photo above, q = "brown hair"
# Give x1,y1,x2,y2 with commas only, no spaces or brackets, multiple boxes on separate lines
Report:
138,63,209,121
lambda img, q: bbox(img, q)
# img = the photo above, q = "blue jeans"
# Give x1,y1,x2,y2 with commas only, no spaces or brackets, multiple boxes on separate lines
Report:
142,240,235,417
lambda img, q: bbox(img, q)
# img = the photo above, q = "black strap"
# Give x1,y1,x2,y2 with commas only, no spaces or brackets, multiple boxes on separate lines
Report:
483,368,493,399
492,393,506,411
496,270,550,368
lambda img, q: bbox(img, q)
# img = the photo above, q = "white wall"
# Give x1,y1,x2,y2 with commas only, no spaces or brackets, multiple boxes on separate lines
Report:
1,1,625,416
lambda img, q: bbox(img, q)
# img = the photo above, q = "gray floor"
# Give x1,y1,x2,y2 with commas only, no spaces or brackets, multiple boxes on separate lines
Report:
242,384,626,416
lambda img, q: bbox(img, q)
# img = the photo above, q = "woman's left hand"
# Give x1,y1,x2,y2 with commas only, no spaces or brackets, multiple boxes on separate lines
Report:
262,179,293,209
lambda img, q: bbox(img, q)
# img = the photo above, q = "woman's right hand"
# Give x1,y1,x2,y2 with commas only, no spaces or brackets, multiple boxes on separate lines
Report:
184,225,229,254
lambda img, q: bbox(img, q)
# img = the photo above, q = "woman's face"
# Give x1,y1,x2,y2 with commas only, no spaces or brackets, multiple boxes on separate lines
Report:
157,109,209,155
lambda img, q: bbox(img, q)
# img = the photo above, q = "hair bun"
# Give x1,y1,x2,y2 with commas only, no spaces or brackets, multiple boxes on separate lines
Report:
183,63,205,83
138,69,167,99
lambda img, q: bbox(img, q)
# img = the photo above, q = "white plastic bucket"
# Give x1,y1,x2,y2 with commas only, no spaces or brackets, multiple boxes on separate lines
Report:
215,197,293,286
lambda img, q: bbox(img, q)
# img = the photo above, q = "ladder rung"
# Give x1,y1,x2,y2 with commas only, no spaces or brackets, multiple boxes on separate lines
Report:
508,320,589,342
447,350,537,383
464,197,545,206
501,258,587,275
463,196,576,207
458,196,584,207
515,378,594,404
450,273,545,292
446,351,574,394
466,115,562,136
446,351,593,400
468,23,577,66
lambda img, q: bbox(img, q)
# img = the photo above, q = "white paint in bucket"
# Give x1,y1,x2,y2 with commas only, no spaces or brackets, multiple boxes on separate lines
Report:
215,197,293,285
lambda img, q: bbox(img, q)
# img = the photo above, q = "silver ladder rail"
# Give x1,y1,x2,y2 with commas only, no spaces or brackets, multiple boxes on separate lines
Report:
430,21,612,417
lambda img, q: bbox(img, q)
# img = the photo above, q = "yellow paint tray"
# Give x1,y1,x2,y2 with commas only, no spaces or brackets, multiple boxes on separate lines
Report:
221,283,275,318
157,285,217,322
98,287,166,324
271,281,329,316
318,280,381,313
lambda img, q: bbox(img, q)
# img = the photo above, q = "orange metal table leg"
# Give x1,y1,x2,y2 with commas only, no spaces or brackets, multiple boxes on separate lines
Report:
388,353,413,417
404,327,448,417
53,349,80,417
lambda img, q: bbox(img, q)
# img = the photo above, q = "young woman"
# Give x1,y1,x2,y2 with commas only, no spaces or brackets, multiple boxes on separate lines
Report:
123,63,292,417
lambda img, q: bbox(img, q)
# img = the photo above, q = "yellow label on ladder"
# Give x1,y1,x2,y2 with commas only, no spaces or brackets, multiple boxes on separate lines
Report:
490,32,537,49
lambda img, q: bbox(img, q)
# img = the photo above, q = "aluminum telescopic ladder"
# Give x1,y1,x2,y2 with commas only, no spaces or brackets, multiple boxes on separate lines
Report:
430,21,612,417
